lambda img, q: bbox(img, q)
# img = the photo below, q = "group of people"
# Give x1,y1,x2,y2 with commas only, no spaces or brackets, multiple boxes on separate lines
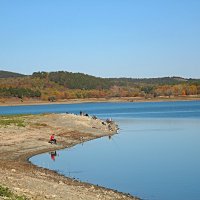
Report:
48,113,115,145
80,111,89,116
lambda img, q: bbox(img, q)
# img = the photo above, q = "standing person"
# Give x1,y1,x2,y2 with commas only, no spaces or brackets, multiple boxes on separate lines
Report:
49,134,57,144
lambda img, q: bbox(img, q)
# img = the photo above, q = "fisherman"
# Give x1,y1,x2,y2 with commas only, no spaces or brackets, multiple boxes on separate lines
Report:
49,134,57,144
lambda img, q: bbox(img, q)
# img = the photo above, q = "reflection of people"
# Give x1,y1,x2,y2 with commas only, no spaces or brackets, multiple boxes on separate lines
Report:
50,151,57,161
49,134,57,144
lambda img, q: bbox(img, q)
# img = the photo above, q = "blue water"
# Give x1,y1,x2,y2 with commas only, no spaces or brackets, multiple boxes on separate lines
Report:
1,101,200,118
1,101,200,200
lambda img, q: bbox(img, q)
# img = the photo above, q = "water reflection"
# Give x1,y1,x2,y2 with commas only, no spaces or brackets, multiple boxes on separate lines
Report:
49,151,58,161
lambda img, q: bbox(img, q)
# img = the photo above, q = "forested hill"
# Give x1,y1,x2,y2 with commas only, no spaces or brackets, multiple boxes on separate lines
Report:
109,76,200,86
32,71,200,88
0,70,200,100
32,71,112,89
0,70,25,78
1,70,199,88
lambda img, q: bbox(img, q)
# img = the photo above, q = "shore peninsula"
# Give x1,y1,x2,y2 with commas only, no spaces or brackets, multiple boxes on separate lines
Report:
0,113,139,200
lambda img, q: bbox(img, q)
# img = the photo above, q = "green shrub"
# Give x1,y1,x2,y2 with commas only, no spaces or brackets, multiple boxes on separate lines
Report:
0,185,27,200
0,117,25,127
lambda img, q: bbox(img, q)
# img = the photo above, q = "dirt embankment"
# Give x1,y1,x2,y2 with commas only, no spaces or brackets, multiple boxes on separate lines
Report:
1,95,200,107
0,113,139,200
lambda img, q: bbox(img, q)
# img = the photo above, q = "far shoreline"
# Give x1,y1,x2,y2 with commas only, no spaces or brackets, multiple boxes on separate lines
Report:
0,95,200,107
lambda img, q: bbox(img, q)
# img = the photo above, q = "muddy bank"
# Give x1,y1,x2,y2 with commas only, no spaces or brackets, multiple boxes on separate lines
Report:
0,95,200,107
0,113,139,200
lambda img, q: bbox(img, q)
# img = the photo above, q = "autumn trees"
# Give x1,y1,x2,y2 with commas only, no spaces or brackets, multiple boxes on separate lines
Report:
0,71,200,101
0,87,41,99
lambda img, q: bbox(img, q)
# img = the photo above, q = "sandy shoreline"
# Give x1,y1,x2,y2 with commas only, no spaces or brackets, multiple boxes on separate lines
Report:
0,95,200,107
0,113,139,200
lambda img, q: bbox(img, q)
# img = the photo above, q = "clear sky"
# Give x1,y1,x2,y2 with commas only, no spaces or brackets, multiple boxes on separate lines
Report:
0,0,200,78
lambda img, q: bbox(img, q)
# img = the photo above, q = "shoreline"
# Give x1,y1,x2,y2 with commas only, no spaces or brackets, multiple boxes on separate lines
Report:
0,95,200,107
26,135,135,200
0,113,139,200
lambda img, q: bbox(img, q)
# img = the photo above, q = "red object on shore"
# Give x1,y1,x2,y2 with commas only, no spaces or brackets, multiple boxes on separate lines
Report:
50,134,54,141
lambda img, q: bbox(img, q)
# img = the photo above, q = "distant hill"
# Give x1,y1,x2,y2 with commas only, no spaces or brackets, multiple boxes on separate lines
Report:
32,71,112,89
32,71,200,89
0,70,200,100
0,70,26,78
109,76,200,86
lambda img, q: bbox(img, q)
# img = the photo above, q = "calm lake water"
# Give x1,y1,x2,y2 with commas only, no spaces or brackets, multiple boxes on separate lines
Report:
1,101,200,200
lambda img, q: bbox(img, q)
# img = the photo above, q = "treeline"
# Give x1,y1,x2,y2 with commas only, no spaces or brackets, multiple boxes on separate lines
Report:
0,70,200,101
141,84,200,97
0,87,41,98
32,71,200,90
109,77,200,87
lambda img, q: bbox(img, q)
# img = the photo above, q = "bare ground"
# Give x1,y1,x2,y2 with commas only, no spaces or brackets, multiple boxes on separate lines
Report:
0,113,139,200
1,95,200,107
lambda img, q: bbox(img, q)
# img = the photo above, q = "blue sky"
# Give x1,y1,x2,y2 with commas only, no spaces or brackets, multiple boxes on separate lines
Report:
0,0,200,78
